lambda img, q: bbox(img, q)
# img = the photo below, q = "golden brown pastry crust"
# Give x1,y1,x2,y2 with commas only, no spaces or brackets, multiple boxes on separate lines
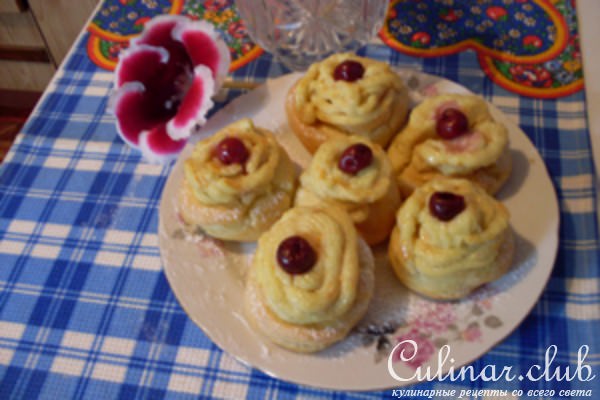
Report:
244,206,375,353
387,94,511,197
294,136,401,245
286,53,409,153
178,118,297,241
388,178,514,300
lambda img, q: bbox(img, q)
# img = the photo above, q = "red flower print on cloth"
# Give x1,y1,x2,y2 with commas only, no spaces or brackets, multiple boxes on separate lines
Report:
227,21,246,39
205,0,231,12
509,64,552,88
110,15,230,163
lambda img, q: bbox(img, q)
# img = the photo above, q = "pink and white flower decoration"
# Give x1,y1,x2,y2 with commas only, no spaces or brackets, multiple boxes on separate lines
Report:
110,15,230,163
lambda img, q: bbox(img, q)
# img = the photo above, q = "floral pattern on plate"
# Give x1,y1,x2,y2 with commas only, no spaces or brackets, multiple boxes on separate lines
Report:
357,296,505,367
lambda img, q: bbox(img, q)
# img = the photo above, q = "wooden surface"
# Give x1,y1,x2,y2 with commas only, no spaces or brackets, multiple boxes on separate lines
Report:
0,60,55,92
0,0,27,13
0,45,51,63
0,120,23,163
0,89,38,163
577,1,600,224
29,0,100,66
0,10,54,91
0,0,99,91
0,11,45,48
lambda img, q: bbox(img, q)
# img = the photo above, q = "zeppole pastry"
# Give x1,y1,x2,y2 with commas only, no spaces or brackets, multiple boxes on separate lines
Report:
286,53,409,153
294,136,401,245
387,94,511,196
388,178,514,300
178,118,297,241
244,206,375,353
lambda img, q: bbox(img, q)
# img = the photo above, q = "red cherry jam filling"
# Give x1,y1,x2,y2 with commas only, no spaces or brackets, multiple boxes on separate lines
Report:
276,236,317,275
214,137,249,165
338,143,373,175
333,60,365,82
436,108,469,139
429,191,466,222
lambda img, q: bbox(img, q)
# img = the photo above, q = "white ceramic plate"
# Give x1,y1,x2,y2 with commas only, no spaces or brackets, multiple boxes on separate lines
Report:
158,71,559,390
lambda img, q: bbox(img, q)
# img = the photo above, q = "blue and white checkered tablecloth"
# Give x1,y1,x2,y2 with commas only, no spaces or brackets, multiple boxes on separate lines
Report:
1,5,600,400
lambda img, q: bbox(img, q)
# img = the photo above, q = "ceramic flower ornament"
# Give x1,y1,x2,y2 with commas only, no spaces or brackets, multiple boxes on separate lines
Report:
110,15,230,163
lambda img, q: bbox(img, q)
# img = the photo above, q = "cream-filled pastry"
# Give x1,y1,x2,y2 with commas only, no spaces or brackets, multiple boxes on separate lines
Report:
178,118,297,241
388,178,514,300
244,206,375,353
387,94,511,196
286,53,409,153
295,136,401,245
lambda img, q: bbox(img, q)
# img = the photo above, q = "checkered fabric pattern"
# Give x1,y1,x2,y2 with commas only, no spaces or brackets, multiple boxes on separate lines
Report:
1,15,599,400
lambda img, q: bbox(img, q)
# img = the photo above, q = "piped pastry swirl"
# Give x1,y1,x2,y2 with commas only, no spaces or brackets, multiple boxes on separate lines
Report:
286,53,409,153
387,94,511,196
295,136,401,245
245,206,374,352
178,118,296,241
388,178,514,300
